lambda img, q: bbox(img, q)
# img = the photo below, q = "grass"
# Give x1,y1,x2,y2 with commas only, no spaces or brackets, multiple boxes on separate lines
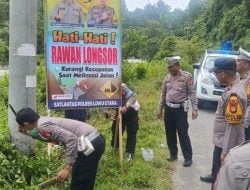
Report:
89,61,173,190
0,60,174,189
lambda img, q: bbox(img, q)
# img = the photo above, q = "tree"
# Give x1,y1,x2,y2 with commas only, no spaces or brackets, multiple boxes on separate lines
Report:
0,0,9,65
155,36,177,60
37,0,44,54
0,39,8,65
122,29,147,59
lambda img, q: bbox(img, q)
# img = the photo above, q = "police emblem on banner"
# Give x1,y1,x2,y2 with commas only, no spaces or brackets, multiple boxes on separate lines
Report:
246,80,250,103
224,93,243,125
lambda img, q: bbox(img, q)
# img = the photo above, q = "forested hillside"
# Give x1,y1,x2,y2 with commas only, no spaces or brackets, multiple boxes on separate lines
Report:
0,0,249,65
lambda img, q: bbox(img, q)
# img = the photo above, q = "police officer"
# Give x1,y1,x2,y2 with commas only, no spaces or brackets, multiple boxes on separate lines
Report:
106,83,140,161
51,0,83,24
157,56,198,167
64,109,89,122
200,58,247,184
87,0,116,27
236,47,250,140
213,141,250,190
16,107,105,190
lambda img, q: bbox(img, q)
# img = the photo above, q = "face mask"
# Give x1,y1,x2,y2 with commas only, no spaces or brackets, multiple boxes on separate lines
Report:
27,128,40,138
27,128,52,142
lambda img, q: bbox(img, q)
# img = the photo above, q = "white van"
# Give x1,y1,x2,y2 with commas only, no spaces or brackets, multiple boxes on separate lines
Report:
193,49,238,108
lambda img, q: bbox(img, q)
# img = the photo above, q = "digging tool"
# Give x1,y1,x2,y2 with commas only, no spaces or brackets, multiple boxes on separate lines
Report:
38,176,59,189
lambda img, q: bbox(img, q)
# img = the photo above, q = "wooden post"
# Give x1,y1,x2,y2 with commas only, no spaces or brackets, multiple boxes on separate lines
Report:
118,107,123,171
113,109,119,153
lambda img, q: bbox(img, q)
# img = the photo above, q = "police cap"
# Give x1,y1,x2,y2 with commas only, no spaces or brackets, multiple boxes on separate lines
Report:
238,47,250,63
165,56,181,67
209,57,236,73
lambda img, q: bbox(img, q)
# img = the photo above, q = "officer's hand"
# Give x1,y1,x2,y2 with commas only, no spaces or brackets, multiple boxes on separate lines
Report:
101,12,108,20
105,112,116,120
77,79,93,92
192,110,198,120
157,111,162,119
55,13,63,20
220,153,226,164
57,164,71,183
120,106,128,114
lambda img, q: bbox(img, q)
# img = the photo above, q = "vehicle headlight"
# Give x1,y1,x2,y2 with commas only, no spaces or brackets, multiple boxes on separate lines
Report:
201,77,213,85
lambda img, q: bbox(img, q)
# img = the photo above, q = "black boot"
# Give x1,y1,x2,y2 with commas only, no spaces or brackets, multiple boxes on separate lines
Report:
167,156,178,162
183,159,192,167
200,174,215,183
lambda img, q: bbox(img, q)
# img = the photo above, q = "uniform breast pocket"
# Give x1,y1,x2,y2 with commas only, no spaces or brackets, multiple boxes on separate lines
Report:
73,9,80,17
93,12,100,19
59,8,67,15
107,11,112,17
166,82,172,90
177,81,186,92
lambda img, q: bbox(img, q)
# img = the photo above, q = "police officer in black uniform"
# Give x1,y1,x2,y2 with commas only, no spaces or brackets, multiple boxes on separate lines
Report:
64,109,88,122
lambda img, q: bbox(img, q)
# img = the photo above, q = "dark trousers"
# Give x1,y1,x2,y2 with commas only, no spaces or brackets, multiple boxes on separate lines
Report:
65,109,87,122
111,108,139,154
211,146,222,178
70,135,105,190
164,105,192,160
245,127,250,140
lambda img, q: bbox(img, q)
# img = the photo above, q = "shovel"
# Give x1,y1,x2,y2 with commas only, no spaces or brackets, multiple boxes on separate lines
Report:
38,177,59,189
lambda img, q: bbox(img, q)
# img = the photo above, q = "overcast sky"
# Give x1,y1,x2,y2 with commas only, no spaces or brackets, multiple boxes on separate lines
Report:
125,0,190,11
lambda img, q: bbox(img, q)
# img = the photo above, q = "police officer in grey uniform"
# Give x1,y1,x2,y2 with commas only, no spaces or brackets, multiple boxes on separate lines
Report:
200,58,247,184
16,107,105,190
157,56,198,167
51,0,83,24
213,141,250,190
236,47,250,140
87,0,116,27
106,83,140,161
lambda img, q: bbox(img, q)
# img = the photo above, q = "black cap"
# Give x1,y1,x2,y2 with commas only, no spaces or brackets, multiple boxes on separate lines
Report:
16,107,40,125
238,47,250,62
209,57,236,73
165,56,181,67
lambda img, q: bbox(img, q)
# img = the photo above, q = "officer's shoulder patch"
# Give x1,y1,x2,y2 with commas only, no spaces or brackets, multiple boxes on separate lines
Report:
39,129,52,141
165,75,171,80
181,71,193,84
246,80,250,103
224,93,244,125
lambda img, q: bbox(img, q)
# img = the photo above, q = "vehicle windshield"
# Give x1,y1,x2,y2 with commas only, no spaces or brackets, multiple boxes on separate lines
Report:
203,55,236,69
203,57,217,69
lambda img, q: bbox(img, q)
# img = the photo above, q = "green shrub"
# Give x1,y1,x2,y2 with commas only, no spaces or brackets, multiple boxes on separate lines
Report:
134,64,147,80
0,75,8,106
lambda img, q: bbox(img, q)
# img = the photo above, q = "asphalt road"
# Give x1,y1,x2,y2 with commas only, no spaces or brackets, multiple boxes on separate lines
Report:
171,105,217,190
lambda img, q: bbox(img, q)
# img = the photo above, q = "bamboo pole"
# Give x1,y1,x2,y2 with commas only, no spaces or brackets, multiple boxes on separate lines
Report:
118,107,123,171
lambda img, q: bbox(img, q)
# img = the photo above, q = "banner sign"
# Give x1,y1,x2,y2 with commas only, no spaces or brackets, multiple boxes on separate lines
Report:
45,0,122,109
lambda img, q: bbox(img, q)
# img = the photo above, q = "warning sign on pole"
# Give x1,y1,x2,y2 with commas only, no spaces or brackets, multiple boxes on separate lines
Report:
45,0,122,109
